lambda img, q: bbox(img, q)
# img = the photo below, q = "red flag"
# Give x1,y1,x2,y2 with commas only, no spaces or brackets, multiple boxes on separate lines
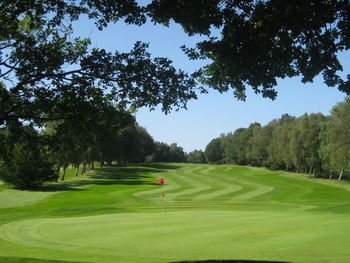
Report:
157,178,164,185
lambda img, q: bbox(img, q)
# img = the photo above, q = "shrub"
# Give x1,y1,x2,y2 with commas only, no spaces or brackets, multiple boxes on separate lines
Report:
0,142,57,189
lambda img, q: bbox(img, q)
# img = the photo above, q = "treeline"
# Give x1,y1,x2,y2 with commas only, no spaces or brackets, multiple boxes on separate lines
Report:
199,97,350,180
0,107,186,189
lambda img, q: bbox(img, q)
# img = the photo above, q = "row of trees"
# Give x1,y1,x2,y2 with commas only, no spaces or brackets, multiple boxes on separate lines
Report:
0,107,188,189
153,142,187,163
2,1,350,188
201,97,350,180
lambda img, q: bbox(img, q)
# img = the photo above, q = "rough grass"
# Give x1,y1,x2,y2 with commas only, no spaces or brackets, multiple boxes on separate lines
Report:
0,163,350,263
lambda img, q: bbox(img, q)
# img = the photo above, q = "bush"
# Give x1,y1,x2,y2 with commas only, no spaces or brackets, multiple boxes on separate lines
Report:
0,142,57,189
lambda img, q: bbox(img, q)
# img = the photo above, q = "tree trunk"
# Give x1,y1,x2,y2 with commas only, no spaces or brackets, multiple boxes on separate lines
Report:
100,161,104,168
312,168,316,178
75,163,80,177
338,168,344,181
309,167,312,175
329,170,333,180
91,162,95,170
61,166,67,181
87,162,91,171
57,166,61,182
81,163,86,175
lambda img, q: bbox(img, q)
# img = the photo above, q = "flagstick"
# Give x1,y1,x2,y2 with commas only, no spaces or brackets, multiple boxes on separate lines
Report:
164,184,167,216
164,197,167,216
162,182,167,216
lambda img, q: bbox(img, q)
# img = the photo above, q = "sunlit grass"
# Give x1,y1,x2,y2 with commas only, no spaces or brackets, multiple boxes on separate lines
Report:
0,163,349,263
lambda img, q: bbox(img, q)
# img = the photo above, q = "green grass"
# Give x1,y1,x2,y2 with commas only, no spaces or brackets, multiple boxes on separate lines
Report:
0,163,350,263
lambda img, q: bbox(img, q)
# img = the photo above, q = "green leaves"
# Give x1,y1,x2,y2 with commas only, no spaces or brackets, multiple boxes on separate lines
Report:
159,0,350,99
0,1,200,127
2,0,350,129
0,127,57,189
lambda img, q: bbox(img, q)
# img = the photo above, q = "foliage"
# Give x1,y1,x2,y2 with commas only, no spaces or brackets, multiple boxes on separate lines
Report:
0,141,57,189
153,142,186,162
2,0,350,130
203,97,350,179
0,0,199,128
320,97,350,179
187,150,206,163
120,125,155,163
221,128,249,165
173,0,350,99
205,137,224,164
266,115,295,170
2,1,350,186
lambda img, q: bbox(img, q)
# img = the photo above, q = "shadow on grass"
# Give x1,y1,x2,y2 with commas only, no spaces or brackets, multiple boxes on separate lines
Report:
41,163,181,191
83,163,180,186
0,256,88,263
170,260,291,263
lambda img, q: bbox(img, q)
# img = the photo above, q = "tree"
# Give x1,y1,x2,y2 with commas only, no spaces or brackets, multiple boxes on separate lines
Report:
288,113,326,175
304,113,327,176
205,138,224,164
119,124,154,164
0,126,57,189
165,0,350,99
320,97,350,180
244,122,270,166
266,115,296,171
187,150,206,163
153,142,186,162
222,128,249,165
0,1,199,129
289,116,308,173
135,125,155,160
169,143,187,163
40,101,135,179
2,0,350,130
153,142,171,162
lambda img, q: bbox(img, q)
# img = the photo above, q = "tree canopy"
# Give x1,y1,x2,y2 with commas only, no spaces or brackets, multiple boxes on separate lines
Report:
197,97,350,180
1,0,350,129
151,0,350,99
0,0,200,128
2,1,350,187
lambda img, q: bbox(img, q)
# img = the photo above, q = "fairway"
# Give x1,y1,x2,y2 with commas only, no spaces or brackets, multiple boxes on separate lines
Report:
0,164,350,263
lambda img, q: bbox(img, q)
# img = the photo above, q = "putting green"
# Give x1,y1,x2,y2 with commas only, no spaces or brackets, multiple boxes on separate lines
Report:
0,163,350,263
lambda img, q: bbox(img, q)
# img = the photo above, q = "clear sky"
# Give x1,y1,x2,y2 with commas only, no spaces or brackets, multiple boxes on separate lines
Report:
74,17,350,153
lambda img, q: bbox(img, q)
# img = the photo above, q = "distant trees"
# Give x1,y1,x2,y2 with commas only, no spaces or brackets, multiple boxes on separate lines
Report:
266,115,295,170
187,150,206,164
199,97,350,180
119,125,155,164
320,98,350,180
153,142,187,163
205,138,224,164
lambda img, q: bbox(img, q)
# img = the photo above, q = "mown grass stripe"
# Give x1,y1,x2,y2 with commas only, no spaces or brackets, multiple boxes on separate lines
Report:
1,163,350,263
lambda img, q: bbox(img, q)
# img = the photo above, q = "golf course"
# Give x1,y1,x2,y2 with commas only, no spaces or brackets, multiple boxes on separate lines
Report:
0,163,350,263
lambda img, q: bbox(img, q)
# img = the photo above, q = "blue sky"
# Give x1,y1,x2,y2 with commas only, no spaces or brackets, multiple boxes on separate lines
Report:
74,17,350,152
